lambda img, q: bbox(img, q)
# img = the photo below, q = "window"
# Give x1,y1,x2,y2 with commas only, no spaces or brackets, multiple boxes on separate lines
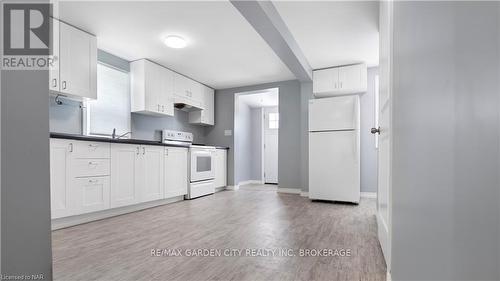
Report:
268,113,279,129
84,63,131,137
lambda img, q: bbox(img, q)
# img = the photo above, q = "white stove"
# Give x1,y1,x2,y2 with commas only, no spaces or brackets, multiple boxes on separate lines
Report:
162,130,215,199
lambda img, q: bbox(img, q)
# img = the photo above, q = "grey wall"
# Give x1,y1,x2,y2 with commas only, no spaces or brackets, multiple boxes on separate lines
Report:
131,111,206,144
234,100,253,183
250,107,263,180
2,63,53,278
206,80,302,188
391,2,500,280
299,82,313,192
360,67,378,193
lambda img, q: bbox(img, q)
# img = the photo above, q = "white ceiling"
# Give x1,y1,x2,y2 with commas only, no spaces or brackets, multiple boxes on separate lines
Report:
273,1,379,69
238,88,279,108
57,1,295,89
57,1,379,89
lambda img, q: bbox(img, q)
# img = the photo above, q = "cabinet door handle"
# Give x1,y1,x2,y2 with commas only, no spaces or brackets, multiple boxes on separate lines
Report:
142,147,146,155
62,81,67,90
88,161,98,165
162,105,165,112
52,78,57,88
157,104,161,112
136,146,140,155
69,143,73,152
88,179,98,183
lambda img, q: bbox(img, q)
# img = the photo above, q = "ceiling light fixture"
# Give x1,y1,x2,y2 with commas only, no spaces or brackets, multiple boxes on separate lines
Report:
164,35,187,49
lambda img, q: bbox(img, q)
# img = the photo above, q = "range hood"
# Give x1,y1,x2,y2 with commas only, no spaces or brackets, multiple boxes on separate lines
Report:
174,103,203,112
173,96,204,112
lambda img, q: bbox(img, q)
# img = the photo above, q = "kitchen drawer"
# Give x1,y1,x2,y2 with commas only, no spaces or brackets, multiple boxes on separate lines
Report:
72,176,110,215
72,159,110,177
72,141,110,159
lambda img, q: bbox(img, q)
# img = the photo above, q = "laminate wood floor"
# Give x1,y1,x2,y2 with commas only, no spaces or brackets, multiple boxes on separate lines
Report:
52,186,387,281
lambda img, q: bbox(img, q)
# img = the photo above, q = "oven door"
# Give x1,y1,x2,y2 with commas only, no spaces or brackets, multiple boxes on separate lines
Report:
190,148,215,182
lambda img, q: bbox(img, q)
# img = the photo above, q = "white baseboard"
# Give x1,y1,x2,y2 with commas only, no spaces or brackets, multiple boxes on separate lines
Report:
215,186,227,192
226,185,239,191
300,191,309,197
227,180,263,191
238,180,263,186
361,192,377,199
277,188,301,194
52,196,184,230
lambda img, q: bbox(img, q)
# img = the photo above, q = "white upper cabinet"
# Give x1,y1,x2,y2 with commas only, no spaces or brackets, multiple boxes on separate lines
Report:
49,18,60,92
189,85,215,126
173,73,204,109
53,19,97,100
131,59,174,116
164,147,188,198
313,63,367,97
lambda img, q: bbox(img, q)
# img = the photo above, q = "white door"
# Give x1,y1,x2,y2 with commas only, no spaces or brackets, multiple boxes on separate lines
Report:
376,0,393,272
309,130,360,203
164,147,188,198
110,144,140,208
264,107,279,184
140,145,164,202
50,139,72,218
59,21,97,99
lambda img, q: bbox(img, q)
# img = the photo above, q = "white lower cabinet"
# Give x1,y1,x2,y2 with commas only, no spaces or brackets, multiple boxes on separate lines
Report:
110,144,165,207
164,147,188,198
73,176,110,214
51,139,226,221
110,143,140,208
50,139,73,219
139,145,164,202
214,149,227,188
50,139,111,219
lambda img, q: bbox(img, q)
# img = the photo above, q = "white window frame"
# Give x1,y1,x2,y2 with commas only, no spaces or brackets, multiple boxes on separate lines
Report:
83,62,131,137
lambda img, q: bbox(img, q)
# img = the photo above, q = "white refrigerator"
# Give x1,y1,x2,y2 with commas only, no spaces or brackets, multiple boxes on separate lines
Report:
308,95,360,203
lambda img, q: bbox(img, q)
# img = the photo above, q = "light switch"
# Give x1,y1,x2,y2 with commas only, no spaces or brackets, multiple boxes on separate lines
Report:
224,130,232,136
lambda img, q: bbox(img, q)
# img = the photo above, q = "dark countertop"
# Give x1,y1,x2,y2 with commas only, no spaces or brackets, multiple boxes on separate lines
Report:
50,133,229,149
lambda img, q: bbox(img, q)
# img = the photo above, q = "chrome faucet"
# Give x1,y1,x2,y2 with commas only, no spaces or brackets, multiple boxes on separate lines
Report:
112,128,132,139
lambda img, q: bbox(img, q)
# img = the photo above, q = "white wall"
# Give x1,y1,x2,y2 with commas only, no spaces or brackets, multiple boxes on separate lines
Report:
391,2,500,280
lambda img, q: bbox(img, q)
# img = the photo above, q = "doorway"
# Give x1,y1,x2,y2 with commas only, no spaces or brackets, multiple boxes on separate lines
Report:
234,88,279,188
